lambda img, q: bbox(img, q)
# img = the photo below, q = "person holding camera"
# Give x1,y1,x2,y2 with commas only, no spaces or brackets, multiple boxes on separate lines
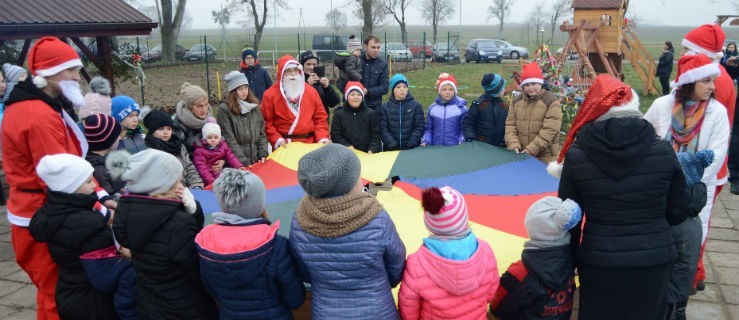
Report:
300,51,341,120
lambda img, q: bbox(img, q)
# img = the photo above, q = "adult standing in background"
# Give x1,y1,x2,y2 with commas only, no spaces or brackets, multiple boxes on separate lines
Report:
240,48,273,100
299,50,340,118
656,41,675,96
360,34,389,110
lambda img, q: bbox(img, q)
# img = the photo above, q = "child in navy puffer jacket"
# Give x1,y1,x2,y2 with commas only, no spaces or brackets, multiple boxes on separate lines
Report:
422,73,468,146
193,122,244,186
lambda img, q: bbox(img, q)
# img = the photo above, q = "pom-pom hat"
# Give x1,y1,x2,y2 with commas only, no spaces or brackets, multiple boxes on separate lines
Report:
435,73,458,95
421,186,470,238
519,62,544,87
682,24,726,59
28,36,83,88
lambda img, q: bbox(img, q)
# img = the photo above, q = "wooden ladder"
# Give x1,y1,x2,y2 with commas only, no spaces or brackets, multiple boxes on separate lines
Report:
621,26,660,96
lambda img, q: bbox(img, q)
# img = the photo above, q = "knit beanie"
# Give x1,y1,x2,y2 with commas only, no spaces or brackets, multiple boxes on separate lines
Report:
2,63,26,83
677,150,714,185
298,144,361,198
179,82,208,108
519,62,544,87
482,73,506,96
36,153,94,194
347,34,362,53
300,50,319,65
421,186,470,238
143,109,174,133
83,114,122,151
107,149,183,195
435,73,458,94
682,24,726,59
344,81,366,102
111,95,141,122
79,76,113,119
242,49,257,61
671,54,721,88
224,70,249,92
201,122,221,139
525,196,582,248
213,169,266,218
390,74,408,91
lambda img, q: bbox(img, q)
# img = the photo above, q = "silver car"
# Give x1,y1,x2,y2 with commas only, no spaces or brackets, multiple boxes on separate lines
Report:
492,39,530,59
380,42,413,62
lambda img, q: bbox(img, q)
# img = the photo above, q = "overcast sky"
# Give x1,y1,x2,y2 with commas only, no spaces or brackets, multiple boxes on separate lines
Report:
182,0,738,29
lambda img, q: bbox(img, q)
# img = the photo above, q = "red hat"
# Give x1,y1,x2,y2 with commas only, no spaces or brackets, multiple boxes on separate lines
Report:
344,81,366,101
671,54,721,88
435,73,458,94
547,74,639,177
682,24,726,59
520,62,544,87
28,37,83,88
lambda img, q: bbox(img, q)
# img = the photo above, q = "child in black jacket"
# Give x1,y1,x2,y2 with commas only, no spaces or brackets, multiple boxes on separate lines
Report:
331,81,382,153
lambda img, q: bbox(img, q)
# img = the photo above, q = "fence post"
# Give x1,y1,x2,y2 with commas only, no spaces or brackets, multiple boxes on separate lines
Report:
204,35,212,100
297,33,301,58
423,32,426,68
447,31,451,63
136,37,145,105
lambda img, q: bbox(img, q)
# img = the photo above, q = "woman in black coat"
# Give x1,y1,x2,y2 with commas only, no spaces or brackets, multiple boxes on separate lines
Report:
656,41,675,96
549,74,690,320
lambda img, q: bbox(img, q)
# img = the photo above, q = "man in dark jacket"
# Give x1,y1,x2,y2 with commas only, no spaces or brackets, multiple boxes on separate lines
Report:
300,50,341,119
656,41,674,96
360,34,389,110
463,73,508,147
240,49,273,100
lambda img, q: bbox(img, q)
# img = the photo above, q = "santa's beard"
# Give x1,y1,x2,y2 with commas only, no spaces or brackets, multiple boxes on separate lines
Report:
283,75,304,100
59,80,85,107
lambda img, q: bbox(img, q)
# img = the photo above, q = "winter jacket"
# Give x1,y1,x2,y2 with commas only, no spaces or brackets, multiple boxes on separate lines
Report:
178,144,205,189
360,54,389,109
713,65,736,184
490,245,575,320
261,55,330,148
118,126,147,155
193,141,244,186
558,116,691,268
504,90,562,163
172,111,204,156
28,191,119,320
216,102,269,166
195,218,306,320
721,50,739,81
398,237,499,320
241,64,273,100
112,194,217,320
335,52,362,94
422,96,468,146
463,93,508,147
86,152,124,197
667,182,706,304
330,103,382,153
655,49,674,78
304,73,341,117
378,93,425,151
290,209,406,320
1,80,86,226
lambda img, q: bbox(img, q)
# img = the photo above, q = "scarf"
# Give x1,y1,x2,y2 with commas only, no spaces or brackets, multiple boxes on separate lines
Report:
670,100,707,152
175,101,211,130
296,191,383,238
239,100,258,114
145,134,183,156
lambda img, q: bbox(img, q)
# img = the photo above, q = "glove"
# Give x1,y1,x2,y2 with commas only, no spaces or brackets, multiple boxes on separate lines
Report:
181,188,197,214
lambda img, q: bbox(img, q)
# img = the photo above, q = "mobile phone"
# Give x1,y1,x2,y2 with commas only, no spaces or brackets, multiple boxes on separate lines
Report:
314,66,326,78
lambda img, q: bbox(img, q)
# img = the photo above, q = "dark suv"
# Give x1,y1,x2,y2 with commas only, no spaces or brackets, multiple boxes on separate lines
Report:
464,39,503,63
312,34,348,62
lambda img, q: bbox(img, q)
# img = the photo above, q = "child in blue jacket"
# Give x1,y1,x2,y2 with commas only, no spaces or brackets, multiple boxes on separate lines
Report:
463,73,508,147
422,73,468,146
378,74,425,151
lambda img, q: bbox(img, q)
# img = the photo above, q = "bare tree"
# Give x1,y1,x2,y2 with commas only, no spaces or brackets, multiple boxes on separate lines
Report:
528,2,547,45
384,0,413,44
325,9,347,34
229,0,288,52
419,0,455,44
548,0,570,44
487,0,513,38
351,0,387,36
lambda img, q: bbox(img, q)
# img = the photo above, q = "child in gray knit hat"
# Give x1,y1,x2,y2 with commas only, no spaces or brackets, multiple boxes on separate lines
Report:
491,196,581,319
195,168,306,318
334,34,363,93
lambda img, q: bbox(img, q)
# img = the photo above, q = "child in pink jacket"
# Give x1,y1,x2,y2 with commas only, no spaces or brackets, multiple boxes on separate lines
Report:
193,123,244,186
398,186,499,320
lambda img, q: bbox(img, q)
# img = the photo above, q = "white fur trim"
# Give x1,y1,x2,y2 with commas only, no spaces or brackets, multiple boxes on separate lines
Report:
274,138,286,149
682,38,719,59
34,59,83,77
437,80,458,94
344,84,365,101
520,78,544,87
33,76,48,88
607,90,641,112
6,210,32,227
671,62,721,87
547,161,563,178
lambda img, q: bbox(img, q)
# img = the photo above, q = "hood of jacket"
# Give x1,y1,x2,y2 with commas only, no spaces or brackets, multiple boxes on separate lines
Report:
115,195,184,249
85,152,106,167
416,238,495,295
31,190,99,242
6,79,66,114
276,55,301,83
576,116,656,179
521,245,573,289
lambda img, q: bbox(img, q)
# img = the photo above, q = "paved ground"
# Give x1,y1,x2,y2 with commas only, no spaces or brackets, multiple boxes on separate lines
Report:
1,190,738,320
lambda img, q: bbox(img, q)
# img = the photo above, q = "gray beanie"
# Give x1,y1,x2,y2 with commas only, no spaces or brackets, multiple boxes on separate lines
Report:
224,70,249,93
213,169,265,218
3,63,26,83
524,196,582,248
106,149,183,195
298,144,360,198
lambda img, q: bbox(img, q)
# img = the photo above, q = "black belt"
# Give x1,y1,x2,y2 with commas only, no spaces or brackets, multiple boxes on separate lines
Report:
285,132,314,139
19,188,44,193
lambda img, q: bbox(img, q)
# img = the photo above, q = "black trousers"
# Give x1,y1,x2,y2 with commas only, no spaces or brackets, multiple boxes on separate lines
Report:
659,75,671,96
728,90,739,183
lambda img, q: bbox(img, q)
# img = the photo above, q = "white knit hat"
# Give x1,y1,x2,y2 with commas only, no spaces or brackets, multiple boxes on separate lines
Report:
202,122,221,139
36,154,94,193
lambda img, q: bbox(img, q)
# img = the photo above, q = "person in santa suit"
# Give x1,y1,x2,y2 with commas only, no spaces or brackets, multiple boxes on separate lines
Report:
1,36,90,320
260,55,330,149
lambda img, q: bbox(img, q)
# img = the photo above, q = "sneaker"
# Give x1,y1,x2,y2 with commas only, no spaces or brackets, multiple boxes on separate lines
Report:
731,183,739,195
696,280,705,291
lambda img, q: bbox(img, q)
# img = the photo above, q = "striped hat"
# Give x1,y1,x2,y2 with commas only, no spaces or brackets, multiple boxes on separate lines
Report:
421,186,470,238
83,114,121,151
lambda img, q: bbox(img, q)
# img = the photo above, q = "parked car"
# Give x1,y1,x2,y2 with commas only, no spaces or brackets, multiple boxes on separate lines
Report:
118,43,149,61
464,39,503,63
407,40,433,58
555,47,579,60
492,39,529,59
312,34,349,62
184,44,217,61
432,43,460,62
149,44,188,61
381,42,412,62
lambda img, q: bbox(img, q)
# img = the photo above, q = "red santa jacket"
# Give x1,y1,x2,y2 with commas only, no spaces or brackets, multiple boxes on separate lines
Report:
714,66,736,184
2,81,86,226
260,55,329,148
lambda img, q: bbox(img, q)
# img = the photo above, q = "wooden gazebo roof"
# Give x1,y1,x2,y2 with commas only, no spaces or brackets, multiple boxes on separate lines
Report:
571,0,626,9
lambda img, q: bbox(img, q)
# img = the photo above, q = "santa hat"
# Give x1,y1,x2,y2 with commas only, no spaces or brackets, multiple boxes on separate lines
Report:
421,186,470,239
344,81,366,102
547,74,640,177
36,154,94,194
202,122,221,139
520,62,544,87
670,54,721,88
682,24,725,59
27,36,83,89
435,73,458,95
